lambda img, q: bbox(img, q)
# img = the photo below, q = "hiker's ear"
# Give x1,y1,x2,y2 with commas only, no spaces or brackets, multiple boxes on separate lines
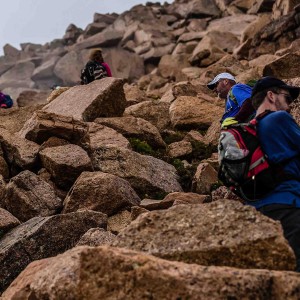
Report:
267,90,276,103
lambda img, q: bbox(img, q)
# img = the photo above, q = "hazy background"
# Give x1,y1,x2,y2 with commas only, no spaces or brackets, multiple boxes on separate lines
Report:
0,0,172,56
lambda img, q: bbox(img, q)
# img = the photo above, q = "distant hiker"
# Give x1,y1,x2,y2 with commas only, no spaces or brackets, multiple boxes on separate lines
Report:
80,48,112,85
241,77,300,271
207,73,255,126
0,91,13,108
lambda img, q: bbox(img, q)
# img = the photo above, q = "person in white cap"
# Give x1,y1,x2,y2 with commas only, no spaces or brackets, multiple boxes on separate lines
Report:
207,72,254,125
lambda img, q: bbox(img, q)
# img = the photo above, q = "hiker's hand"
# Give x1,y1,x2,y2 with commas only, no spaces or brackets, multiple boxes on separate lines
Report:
222,117,238,128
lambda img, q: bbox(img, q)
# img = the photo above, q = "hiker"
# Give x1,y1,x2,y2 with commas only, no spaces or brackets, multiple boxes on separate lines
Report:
80,48,112,85
0,91,13,108
250,76,300,271
207,73,255,126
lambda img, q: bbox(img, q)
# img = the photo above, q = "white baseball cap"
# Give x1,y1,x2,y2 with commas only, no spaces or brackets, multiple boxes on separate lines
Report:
207,73,236,90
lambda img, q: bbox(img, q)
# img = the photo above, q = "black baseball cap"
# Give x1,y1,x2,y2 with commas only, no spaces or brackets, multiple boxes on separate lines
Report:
252,76,300,100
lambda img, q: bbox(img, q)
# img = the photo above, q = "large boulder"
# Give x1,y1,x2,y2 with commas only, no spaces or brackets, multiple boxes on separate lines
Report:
113,200,296,271
4,245,300,300
63,171,141,216
91,146,182,198
0,210,107,293
42,78,126,121
53,50,87,86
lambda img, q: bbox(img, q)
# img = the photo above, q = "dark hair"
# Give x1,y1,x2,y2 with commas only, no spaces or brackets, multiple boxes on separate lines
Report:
89,49,104,63
252,87,281,110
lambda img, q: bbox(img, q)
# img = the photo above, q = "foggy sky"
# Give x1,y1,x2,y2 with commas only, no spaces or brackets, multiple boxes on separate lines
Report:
0,0,172,56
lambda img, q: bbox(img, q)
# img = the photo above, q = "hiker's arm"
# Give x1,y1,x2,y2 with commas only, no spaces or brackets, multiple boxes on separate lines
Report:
234,98,256,122
102,63,112,77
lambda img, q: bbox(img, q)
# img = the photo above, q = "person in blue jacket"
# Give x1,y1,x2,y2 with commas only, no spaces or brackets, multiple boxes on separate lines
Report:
207,72,254,124
251,76,300,271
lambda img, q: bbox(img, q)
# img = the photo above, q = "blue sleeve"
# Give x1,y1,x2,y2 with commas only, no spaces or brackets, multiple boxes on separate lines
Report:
259,111,300,163
231,84,252,106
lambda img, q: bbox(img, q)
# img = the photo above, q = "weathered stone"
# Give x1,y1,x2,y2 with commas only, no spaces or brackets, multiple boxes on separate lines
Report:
0,155,9,179
0,128,40,171
0,208,20,237
190,31,239,67
211,185,243,202
86,122,130,151
169,0,221,18
203,119,222,146
43,78,126,121
167,140,193,158
170,192,210,206
262,52,300,79
16,89,49,107
131,205,149,220
39,136,70,151
169,96,223,130
113,200,296,270
140,192,209,210
18,110,89,145
91,146,182,198
76,228,116,247
192,162,218,194
95,116,166,149
73,27,123,51
53,50,87,86
107,210,132,234
4,245,300,300
3,170,62,222
0,210,107,293
207,15,258,38
102,48,145,82
0,61,35,90
157,54,191,81
123,83,148,105
63,171,140,216
124,101,171,130
46,87,70,103
39,144,92,189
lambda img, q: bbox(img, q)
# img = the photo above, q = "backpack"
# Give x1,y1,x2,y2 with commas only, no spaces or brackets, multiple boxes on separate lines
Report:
80,61,108,85
218,115,295,201
228,81,256,107
0,92,13,108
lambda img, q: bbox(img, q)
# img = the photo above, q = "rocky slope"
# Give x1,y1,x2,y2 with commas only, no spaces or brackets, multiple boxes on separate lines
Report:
0,0,300,298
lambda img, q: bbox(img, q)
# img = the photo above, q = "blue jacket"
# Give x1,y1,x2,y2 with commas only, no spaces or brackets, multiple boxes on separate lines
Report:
222,84,252,121
250,111,300,208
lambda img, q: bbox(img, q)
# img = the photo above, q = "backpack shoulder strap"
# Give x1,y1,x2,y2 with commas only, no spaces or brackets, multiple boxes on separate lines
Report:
228,87,238,106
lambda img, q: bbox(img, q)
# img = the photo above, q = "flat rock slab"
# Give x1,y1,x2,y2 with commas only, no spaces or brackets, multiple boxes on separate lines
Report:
4,246,300,300
42,78,126,121
0,210,107,293
113,200,295,271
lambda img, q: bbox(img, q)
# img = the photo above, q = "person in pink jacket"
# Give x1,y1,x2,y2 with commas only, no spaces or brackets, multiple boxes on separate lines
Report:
80,48,112,84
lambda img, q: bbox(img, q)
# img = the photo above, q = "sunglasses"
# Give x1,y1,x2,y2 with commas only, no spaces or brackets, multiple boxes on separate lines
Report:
274,92,293,104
